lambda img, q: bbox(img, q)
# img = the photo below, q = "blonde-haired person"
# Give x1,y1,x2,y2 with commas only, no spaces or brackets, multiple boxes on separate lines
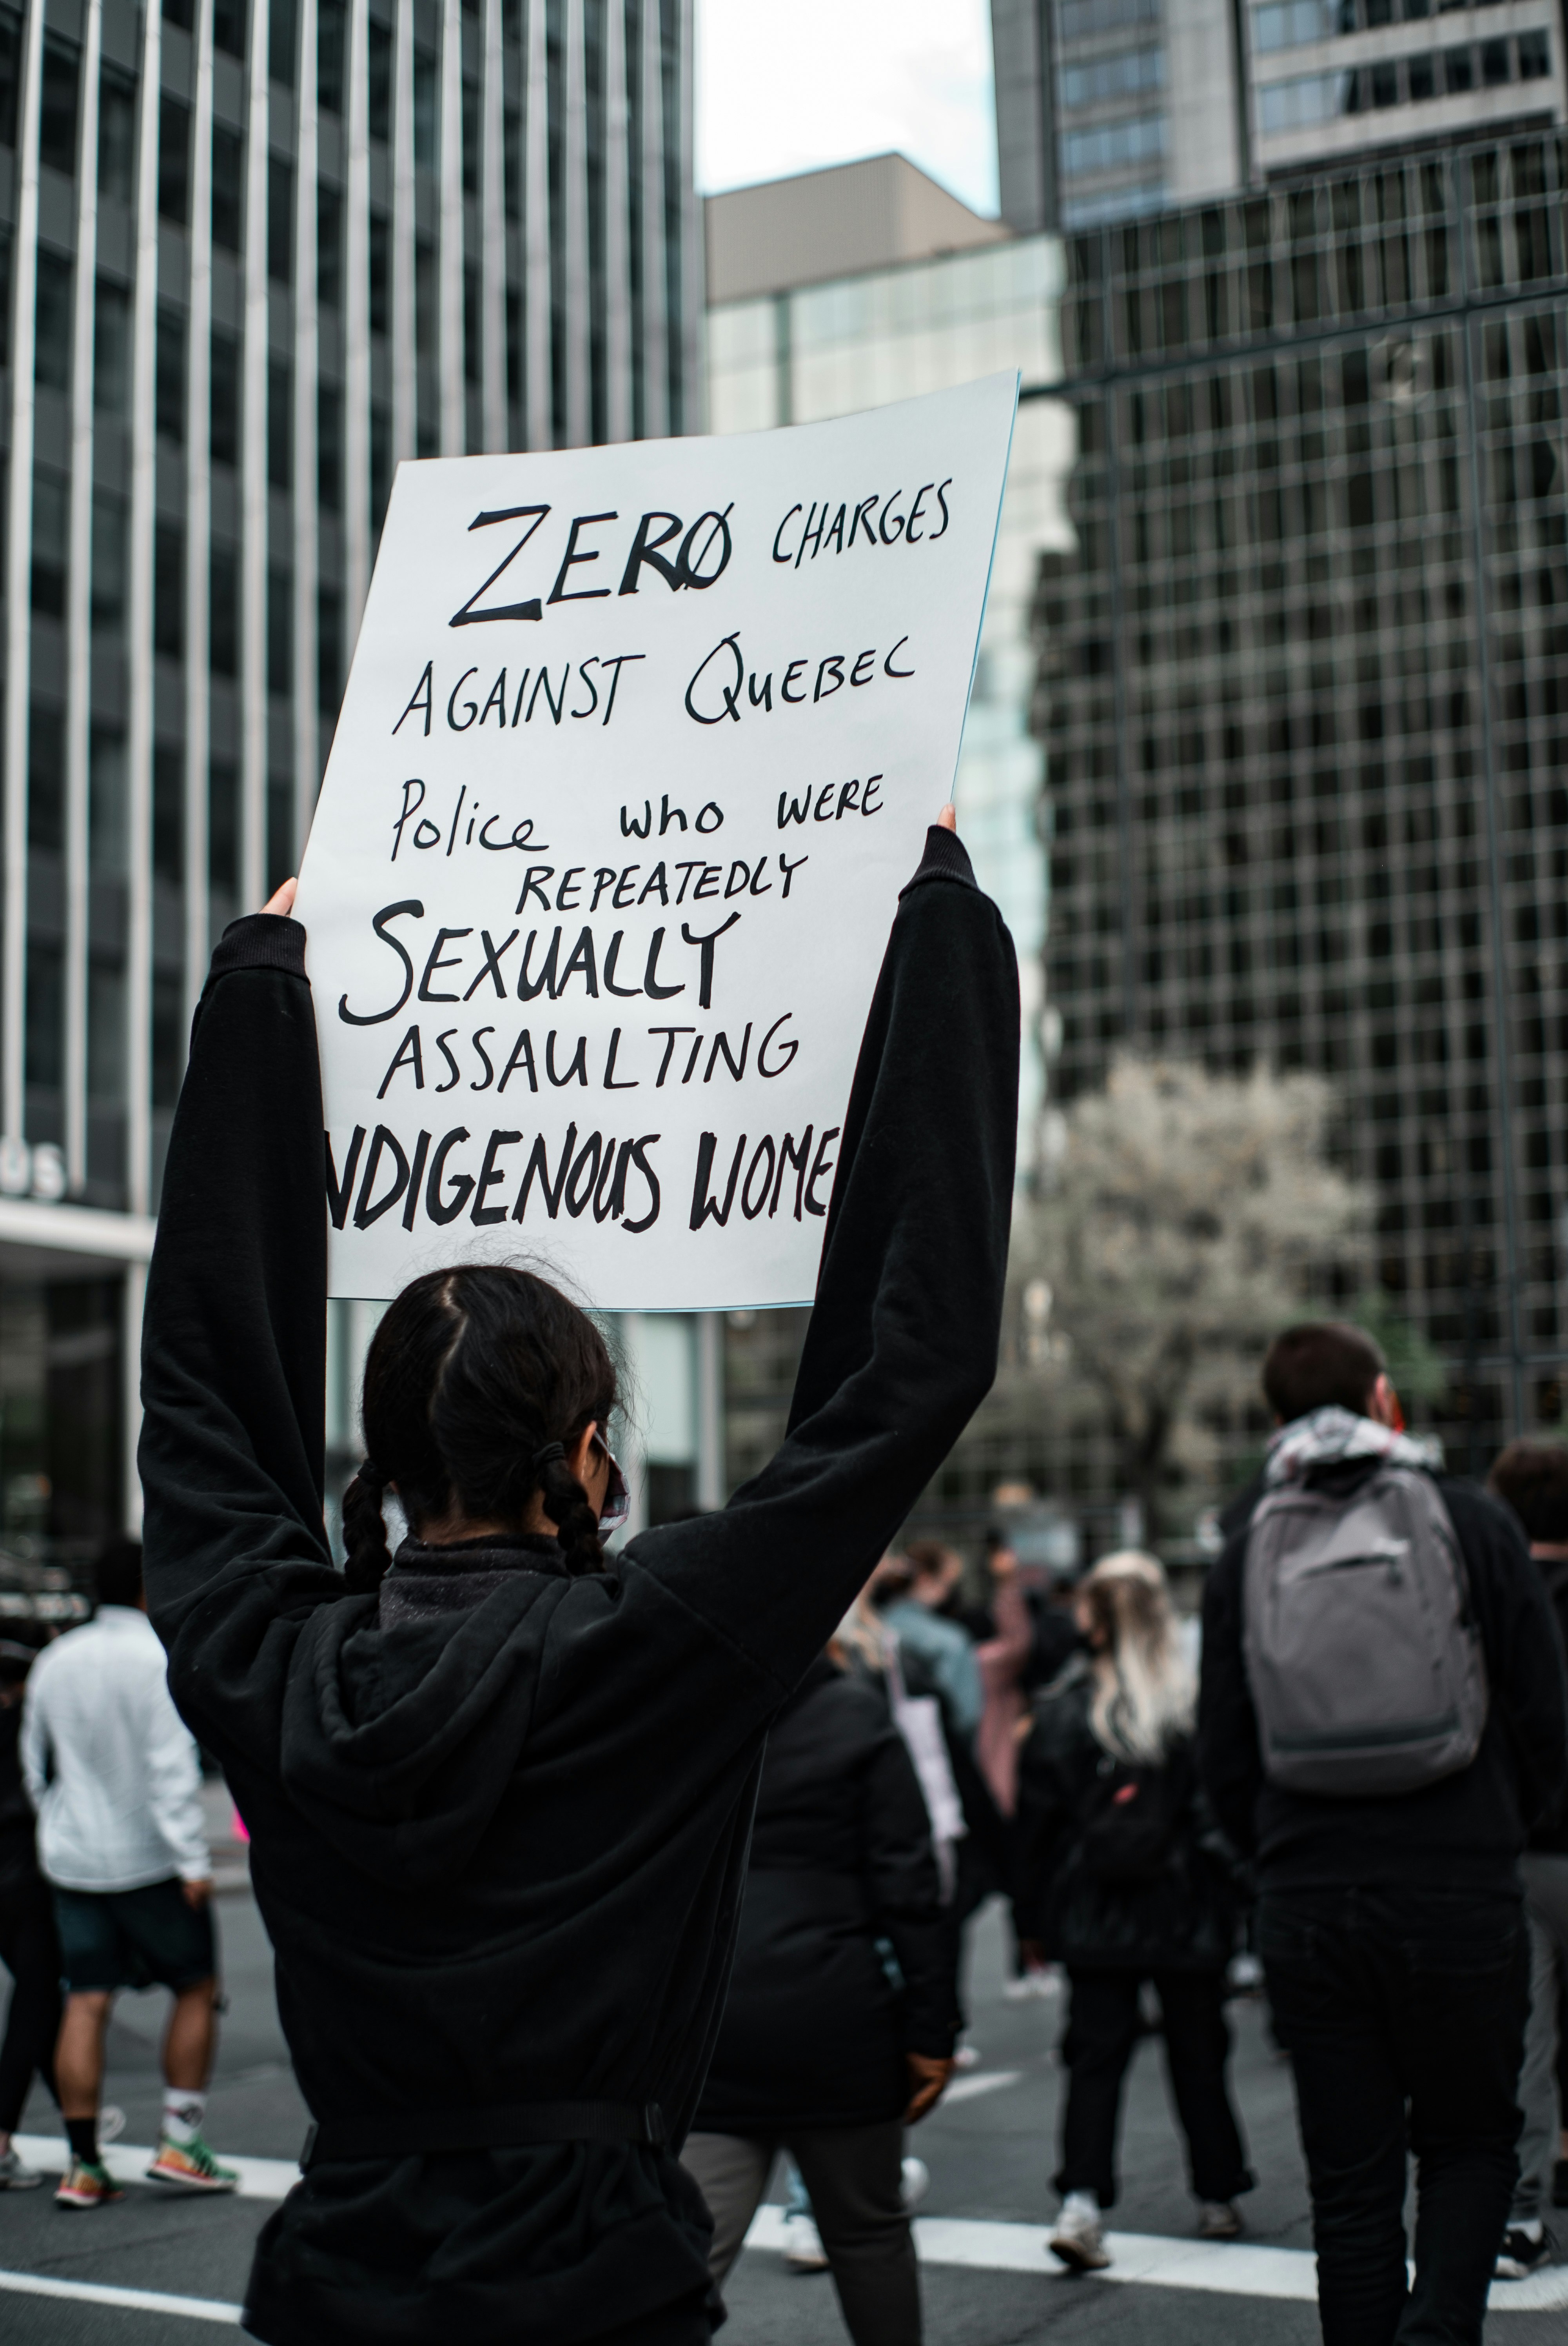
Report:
1016,1552,1251,2273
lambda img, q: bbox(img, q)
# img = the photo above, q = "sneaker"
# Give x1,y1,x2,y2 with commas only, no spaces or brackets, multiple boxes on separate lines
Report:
146,2133,239,2193
781,2212,829,2272
1198,2201,1243,2241
1049,2199,1111,2273
55,2159,124,2210
1495,2226,1551,2281
0,2147,44,2190
99,2105,127,2146
901,2156,930,2210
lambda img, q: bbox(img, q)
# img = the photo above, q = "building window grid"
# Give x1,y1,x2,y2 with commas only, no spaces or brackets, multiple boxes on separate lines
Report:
1043,135,1568,1454
2,0,700,1217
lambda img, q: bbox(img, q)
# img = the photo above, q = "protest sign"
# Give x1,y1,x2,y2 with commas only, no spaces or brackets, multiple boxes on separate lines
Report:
294,370,1018,1308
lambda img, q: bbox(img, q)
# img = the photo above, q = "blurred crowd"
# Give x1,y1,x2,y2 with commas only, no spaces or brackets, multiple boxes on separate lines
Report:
2,1318,1566,2346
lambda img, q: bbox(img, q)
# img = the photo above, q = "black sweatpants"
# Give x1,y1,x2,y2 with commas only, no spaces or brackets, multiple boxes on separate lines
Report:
683,2120,917,2346
0,1878,61,2135
1261,1885,1527,2346
1056,1965,1252,2210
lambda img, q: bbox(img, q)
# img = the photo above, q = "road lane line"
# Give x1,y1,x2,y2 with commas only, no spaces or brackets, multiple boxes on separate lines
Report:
936,2070,1022,2105
17,2135,1564,2314
0,2269,241,2323
741,2207,1568,2310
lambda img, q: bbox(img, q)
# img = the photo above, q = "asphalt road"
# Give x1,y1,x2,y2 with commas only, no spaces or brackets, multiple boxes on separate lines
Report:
1,1854,1563,2345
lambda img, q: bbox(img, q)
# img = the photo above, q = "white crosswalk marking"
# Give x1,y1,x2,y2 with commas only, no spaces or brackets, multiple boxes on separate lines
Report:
15,2133,1568,2315
933,2068,1022,2105
742,2205,1568,2311
0,2268,241,2323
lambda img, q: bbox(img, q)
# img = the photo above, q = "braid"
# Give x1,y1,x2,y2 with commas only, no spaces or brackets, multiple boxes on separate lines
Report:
342,1464,393,1593
537,1452,604,1576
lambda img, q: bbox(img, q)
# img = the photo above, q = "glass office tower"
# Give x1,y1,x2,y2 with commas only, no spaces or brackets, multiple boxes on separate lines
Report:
992,0,1567,234
704,169,1076,1490
0,0,700,1556
1038,129,1568,1482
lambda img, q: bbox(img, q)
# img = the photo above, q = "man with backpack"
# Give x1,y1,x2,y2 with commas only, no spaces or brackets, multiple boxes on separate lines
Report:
1199,1322,1568,2346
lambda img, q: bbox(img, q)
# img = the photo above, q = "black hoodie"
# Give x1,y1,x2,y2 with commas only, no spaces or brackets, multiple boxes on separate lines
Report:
692,1655,959,2137
137,826,1017,2346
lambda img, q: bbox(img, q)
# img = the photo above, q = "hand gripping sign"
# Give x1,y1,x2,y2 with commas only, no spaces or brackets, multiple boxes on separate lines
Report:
295,371,1018,1309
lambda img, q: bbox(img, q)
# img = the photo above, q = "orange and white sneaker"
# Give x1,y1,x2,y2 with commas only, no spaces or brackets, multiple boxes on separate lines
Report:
146,2133,238,2192
55,2158,125,2210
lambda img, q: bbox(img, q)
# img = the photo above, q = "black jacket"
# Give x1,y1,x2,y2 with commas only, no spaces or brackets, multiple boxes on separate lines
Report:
1014,1660,1238,1973
136,826,1017,2346
1198,1461,1568,1896
694,1656,958,2137
1528,1551,1568,1856
0,1692,42,1900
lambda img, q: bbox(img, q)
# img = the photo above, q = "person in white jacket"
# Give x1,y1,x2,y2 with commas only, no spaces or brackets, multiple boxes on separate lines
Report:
21,1539,236,2209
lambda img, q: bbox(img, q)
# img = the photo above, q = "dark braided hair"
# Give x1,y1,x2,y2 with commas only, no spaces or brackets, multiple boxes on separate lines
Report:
341,1266,617,1593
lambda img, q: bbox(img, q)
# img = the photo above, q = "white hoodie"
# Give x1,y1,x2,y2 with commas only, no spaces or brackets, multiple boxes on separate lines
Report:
20,1606,210,1893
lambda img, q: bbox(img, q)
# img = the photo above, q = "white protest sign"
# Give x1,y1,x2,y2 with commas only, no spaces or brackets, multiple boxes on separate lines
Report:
294,371,1017,1308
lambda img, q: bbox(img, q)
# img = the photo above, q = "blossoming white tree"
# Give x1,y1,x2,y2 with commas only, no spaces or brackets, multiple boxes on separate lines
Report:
1012,1055,1369,1538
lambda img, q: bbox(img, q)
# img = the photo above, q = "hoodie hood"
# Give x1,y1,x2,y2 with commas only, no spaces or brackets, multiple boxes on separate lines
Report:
1264,1406,1436,1489
273,1537,585,1888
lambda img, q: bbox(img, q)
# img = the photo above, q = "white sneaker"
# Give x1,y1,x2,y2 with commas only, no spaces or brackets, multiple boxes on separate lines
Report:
1049,2197,1111,2273
0,2147,44,2189
99,2106,127,2146
782,2212,829,2272
900,2156,930,2210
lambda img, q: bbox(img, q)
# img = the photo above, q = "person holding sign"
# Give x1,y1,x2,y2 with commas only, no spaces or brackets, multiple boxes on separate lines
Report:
136,808,1017,2346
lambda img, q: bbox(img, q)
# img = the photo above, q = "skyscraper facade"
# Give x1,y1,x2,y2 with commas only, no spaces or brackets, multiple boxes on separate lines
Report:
704,155,1075,1491
992,0,1252,231
0,0,700,1557
991,0,1567,233
1037,128,1568,1487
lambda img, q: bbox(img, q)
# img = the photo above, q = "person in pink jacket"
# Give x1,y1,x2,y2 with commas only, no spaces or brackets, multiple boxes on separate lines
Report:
975,1550,1034,1817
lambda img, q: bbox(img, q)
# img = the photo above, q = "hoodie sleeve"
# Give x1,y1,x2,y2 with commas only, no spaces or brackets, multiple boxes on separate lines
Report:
145,1676,212,1884
1196,1532,1264,1857
1443,1480,1568,1834
629,827,1019,1692
137,915,345,1760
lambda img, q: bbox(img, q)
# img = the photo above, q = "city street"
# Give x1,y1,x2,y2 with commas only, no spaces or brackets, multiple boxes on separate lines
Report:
1,1819,1564,2344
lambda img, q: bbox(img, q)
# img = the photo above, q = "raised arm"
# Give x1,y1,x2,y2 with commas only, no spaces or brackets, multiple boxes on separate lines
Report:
633,824,1020,1689
137,912,341,1714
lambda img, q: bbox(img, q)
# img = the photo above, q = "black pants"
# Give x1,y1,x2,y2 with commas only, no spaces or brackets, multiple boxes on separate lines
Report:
683,2120,918,2346
1057,1965,1252,2209
1260,1885,1528,2346
0,1878,61,2135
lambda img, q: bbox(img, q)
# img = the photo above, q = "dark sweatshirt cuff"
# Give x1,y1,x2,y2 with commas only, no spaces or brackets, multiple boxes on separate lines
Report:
209,913,309,980
899,823,975,898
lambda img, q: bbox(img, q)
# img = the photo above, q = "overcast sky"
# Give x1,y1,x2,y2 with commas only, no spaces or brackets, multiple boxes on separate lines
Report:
695,0,1000,218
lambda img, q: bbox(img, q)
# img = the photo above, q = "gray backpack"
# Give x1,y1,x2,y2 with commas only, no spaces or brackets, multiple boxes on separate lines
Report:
1242,1462,1488,1797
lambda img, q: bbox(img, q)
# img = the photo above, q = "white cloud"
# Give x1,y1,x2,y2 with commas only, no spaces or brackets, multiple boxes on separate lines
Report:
696,0,999,218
